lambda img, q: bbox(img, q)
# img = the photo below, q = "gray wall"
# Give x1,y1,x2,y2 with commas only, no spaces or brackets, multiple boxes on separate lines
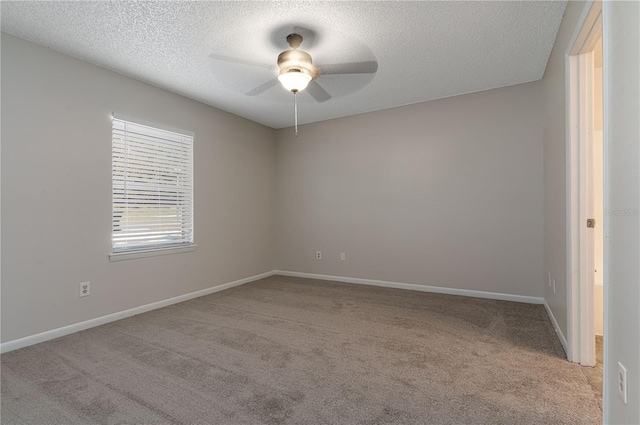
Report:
2,33,546,346
275,82,544,297
1,34,277,343
604,1,640,422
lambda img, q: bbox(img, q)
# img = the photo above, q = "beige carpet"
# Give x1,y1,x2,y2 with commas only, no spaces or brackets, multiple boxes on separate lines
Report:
1,275,602,424
581,335,604,411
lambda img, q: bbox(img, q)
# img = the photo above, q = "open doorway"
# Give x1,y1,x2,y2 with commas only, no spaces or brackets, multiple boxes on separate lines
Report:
592,35,604,355
566,0,605,407
566,0,604,374
581,34,605,406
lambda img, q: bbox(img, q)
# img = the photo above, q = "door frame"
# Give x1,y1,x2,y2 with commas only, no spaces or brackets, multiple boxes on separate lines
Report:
565,0,602,366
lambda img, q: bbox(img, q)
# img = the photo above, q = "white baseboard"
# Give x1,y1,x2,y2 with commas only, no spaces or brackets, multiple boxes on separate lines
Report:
1,270,549,354
274,270,544,305
544,300,568,354
0,270,275,354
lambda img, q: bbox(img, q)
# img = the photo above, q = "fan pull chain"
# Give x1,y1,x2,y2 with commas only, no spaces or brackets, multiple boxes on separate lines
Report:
294,91,298,136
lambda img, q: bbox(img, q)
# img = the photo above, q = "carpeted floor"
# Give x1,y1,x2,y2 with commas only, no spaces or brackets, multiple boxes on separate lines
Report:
1,275,602,424
582,335,604,411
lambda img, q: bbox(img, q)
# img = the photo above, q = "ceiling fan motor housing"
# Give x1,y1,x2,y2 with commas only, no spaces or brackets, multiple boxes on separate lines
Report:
277,49,319,79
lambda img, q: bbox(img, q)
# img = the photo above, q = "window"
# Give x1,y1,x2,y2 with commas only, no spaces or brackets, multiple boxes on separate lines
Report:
111,115,194,260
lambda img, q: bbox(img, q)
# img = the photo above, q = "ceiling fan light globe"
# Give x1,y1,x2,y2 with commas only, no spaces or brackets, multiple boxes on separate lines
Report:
278,70,312,92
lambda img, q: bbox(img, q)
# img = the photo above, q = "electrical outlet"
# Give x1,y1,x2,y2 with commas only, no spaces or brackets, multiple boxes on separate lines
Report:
340,252,346,261
618,362,628,404
80,282,90,298
316,251,322,260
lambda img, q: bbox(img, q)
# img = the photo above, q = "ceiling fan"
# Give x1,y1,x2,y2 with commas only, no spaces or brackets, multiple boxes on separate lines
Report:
217,33,378,102
214,32,378,133
271,33,378,102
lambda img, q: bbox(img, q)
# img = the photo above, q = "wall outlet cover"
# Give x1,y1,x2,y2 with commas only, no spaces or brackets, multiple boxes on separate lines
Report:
80,282,90,298
618,362,628,404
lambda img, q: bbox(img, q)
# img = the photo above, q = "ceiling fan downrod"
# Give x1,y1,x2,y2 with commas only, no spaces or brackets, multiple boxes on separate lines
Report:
294,91,298,136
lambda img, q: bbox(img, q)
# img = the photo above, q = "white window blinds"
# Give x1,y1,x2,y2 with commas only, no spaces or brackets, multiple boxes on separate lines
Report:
112,117,194,252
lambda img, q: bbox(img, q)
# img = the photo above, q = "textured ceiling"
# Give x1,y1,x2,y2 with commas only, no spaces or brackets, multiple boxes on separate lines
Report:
1,1,567,129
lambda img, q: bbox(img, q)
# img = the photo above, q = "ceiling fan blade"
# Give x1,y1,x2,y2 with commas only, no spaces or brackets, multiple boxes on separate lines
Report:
210,54,273,70
317,61,378,75
246,79,279,96
306,81,331,103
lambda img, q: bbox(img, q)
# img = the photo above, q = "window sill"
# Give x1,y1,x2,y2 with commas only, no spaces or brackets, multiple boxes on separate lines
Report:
109,244,197,262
